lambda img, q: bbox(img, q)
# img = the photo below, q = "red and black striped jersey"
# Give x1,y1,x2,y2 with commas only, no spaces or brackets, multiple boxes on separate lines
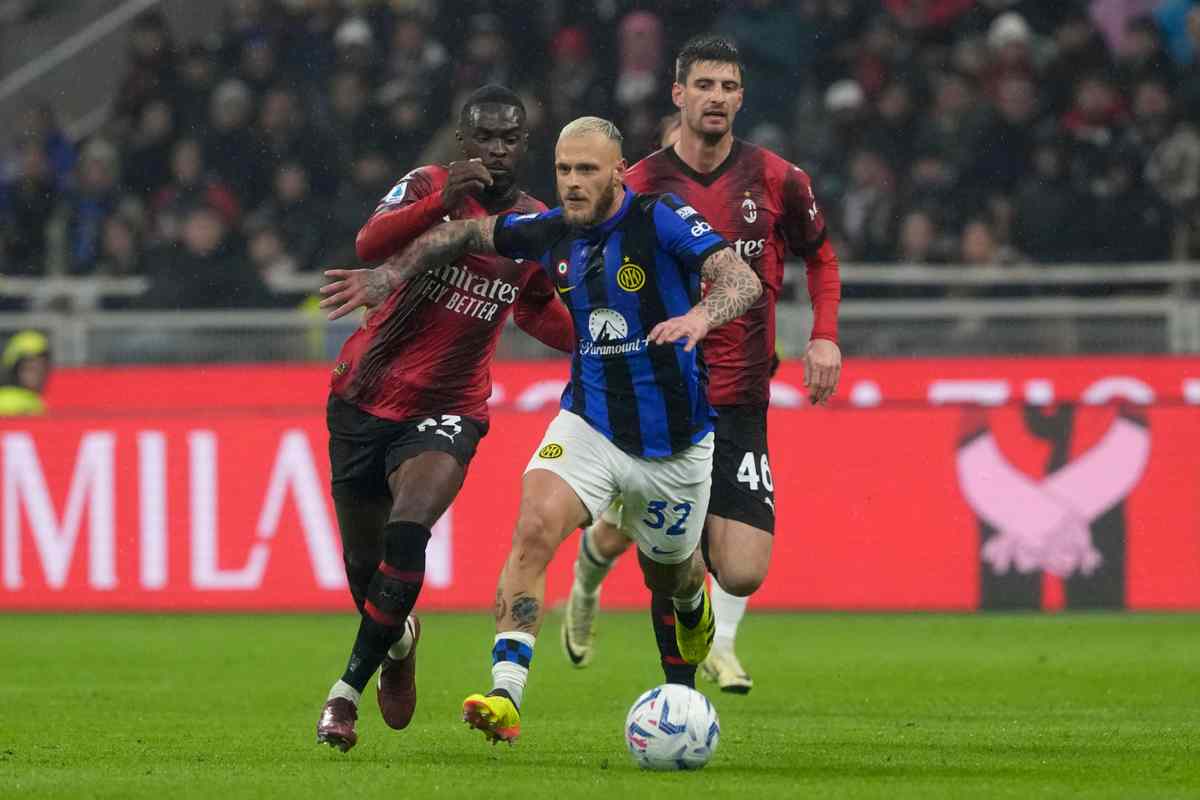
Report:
626,140,840,407
330,164,571,424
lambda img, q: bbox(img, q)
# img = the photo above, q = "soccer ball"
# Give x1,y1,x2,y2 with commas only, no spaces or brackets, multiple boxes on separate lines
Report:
624,684,720,770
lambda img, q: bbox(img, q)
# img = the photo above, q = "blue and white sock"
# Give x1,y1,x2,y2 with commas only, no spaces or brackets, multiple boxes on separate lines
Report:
491,631,536,709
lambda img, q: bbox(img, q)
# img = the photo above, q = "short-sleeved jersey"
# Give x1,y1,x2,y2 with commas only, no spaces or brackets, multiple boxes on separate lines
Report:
494,190,728,458
626,140,827,406
330,165,551,425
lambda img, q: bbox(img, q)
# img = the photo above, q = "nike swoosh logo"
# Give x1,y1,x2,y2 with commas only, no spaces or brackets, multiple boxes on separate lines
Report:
651,546,679,555
557,284,576,294
562,632,586,665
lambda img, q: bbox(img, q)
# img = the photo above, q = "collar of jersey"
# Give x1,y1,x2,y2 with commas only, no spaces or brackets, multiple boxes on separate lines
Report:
575,188,636,240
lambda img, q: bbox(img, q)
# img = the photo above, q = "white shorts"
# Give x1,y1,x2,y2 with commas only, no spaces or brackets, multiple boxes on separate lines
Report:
526,410,713,565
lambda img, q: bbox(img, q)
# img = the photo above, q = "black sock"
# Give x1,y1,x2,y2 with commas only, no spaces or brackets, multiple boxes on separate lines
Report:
650,592,696,688
339,521,432,693
343,556,376,615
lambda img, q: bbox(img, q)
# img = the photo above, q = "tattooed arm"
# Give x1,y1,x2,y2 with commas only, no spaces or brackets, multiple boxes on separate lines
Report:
647,247,762,352
697,247,762,328
320,216,498,320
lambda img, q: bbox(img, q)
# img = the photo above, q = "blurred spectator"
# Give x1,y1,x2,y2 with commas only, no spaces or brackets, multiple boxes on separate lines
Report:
0,138,57,275
151,138,241,243
839,149,897,262
1089,145,1172,262
47,139,131,276
864,79,919,173
716,0,812,129
237,35,281,96
381,11,450,123
95,209,147,277
884,0,974,35
0,330,50,416
614,12,663,112
1062,74,1127,193
896,209,950,264
114,10,178,128
246,161,330,271
221,0,276,65
4,103,76,189
333,15,381,82
204,79,264,207
904,152,959,231
277,0,341,87
254,86,339,198
454,13,516,96
1145,118,1200,259
247,222,300,290
960,218,1005,266
964,76,1039,198
543,26,612,129
1013,134,1085,263
802,78,867,193
983,12,1037,98
914,71,984,178
374,84,438,171
1043,9,1113,116
1114,15,1176,90
141,204,272,309
123,99,178,197
324,71,376,173
175,42,223,134
328,149,392,264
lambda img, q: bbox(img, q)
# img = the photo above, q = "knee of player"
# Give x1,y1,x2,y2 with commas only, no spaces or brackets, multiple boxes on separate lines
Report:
590,520,633,560
716,567,765,597
387,499,442,529
511,511,560,566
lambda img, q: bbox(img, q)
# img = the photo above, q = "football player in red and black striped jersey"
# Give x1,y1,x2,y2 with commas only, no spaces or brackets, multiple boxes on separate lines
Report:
314,86,573,752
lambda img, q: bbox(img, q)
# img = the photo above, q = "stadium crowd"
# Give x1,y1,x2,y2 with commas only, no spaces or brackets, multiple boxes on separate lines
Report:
2,0,1200,310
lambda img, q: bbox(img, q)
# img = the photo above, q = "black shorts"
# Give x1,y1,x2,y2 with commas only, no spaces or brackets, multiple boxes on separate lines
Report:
708,404,775,534
326,394,486,500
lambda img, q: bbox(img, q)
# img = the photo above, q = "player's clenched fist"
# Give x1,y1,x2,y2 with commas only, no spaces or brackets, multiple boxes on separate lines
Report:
442,158,493,209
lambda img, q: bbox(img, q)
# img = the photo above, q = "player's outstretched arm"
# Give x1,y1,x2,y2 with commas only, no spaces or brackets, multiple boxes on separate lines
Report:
647,247,761,352
320,217,498,320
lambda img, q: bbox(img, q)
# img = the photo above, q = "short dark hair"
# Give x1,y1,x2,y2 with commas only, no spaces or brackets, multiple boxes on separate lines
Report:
459,84,526,128
675,34,742,85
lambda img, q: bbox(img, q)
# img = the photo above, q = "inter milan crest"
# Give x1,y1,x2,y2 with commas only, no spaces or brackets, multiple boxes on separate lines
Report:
617,258,646,292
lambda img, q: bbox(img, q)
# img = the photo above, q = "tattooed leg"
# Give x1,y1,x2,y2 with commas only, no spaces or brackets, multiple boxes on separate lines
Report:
484,469,589,712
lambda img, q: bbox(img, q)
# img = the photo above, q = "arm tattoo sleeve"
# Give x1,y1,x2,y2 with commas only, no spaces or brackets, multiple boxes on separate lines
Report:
381,216,498,286
698,247,762,328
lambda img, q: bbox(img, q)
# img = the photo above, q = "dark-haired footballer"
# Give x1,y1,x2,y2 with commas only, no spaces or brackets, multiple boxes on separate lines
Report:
314,85,573,752
561,35,843,695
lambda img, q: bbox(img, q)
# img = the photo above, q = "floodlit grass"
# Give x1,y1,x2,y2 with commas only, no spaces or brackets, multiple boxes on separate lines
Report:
1,613,1197,799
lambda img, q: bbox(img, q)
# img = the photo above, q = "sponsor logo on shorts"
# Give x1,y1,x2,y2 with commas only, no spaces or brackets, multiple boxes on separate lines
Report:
538,443,564,459
616,260,645,292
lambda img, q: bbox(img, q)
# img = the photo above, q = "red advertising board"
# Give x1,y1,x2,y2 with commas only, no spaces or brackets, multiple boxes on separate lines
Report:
2,358,1198,611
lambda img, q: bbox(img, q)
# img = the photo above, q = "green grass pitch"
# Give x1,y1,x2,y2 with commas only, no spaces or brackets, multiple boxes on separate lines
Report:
1,612,1197,799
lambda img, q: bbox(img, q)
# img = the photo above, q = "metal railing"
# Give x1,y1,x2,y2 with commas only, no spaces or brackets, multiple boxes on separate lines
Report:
3,263,1199,364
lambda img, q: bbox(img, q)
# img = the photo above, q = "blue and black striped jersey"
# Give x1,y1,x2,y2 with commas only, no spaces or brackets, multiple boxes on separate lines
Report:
494,189,729,458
